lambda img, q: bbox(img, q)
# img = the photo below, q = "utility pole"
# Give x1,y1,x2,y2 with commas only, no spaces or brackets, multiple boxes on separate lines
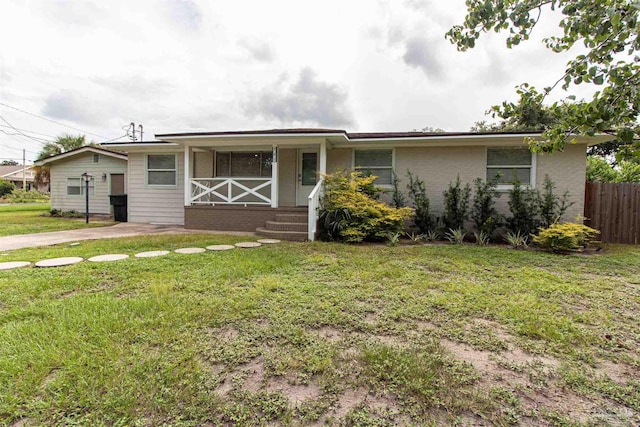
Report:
22,149,26,189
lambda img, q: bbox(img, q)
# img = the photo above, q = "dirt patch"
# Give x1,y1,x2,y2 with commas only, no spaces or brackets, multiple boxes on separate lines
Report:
265,376,322,405
364,313,377,325
595,359,639,384
316,326,342,342
239,357,264,393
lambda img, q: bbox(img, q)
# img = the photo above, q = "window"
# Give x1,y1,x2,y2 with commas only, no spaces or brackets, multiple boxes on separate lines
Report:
215,152,272,177
67,177,95,196
92,153,100,163
147,154,177,186
354,149,393,185
486,147,534,188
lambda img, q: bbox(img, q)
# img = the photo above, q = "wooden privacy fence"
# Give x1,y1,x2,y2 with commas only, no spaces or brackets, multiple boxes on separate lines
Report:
584,182,640,244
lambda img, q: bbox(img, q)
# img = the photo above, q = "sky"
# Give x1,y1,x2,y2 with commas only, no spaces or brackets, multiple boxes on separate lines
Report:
0,0,593,164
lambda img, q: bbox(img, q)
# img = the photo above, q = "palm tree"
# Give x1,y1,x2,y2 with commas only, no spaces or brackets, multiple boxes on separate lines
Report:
34,134,88,188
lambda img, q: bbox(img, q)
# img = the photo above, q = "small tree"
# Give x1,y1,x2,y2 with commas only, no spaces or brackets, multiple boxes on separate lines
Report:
442,175,471,231
471,178,500,236
406,171,434,233
506,180,540,236
0,179,15,198
391,172,406,208
539,175,573,228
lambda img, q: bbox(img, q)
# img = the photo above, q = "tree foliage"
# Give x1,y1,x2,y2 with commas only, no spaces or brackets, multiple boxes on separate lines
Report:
0,160,18,166
448,0,640,155
34,134,88,186
587,156,640,182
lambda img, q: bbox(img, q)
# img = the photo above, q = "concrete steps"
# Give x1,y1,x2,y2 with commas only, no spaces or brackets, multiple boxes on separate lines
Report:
256,213,308,241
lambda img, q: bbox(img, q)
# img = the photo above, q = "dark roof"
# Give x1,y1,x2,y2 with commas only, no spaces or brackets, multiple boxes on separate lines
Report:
153,128,547,140
101,140,172,146
347,130,545,139
155,128,347,138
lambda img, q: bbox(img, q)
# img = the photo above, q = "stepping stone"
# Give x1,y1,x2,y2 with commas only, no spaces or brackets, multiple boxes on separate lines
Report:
134,250,170,258
206,245,235,251
175,247,206,254
88,254,129,262
257,239,281,244
235,242,262,248
35,257,84,268
0,261,31,270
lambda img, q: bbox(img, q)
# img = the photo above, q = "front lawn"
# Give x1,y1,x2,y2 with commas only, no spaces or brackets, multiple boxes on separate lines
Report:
0,236,639,426
0,203,113,237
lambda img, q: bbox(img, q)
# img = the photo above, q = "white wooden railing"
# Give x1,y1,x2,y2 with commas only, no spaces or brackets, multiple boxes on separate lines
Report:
190,178,272,205
307,177,324,241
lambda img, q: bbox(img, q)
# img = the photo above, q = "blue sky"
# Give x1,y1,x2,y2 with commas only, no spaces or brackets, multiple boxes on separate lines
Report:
0,0,591,163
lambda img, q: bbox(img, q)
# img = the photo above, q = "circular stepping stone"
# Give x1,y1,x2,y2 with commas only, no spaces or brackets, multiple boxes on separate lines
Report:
134,250,170,258
235,242,262,248
175,247,206,254
206,245,235,251
35,257,84,268
88,254,129,262
257,239,281,244
0,261,31,270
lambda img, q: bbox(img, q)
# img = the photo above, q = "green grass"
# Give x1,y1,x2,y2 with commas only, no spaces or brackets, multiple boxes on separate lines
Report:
0,203,113,236
1,237,639,425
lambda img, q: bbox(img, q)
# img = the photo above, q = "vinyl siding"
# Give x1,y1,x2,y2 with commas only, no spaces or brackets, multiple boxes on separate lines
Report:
49,153,127,214
127,152,185,224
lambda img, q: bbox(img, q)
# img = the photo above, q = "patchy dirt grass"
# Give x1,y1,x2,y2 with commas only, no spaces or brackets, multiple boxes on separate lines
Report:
0,237,639,425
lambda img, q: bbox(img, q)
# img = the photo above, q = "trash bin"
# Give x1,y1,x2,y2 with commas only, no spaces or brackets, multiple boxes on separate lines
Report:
109,194,128,222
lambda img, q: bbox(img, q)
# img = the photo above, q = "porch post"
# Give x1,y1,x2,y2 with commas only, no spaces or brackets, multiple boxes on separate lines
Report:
184,145,191,206
319,139,327,176
271,145,278,208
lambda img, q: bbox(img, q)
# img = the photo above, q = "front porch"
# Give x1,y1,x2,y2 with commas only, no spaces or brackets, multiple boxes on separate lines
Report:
182,141,327,240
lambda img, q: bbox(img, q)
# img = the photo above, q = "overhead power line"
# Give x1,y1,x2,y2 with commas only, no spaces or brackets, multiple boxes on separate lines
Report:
0,101,109,139
0,114,53,146
0,123,58,139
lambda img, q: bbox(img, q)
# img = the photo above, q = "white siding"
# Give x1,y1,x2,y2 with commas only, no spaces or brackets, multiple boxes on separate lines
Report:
127,151,185,225
49,153,127,215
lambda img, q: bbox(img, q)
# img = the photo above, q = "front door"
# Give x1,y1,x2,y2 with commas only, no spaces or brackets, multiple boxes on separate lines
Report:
110,173,125,195
296,150,318,206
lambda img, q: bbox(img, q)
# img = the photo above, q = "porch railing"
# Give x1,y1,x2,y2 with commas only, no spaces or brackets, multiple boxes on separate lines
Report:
307,177,324,241
190,178,272,205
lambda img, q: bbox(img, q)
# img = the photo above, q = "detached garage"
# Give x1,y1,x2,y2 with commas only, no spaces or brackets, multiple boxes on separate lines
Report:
35,146,128,216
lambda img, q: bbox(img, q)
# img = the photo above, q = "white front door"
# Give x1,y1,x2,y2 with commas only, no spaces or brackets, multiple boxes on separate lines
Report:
296,149,318,206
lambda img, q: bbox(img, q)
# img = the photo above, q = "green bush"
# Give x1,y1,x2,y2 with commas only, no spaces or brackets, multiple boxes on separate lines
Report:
5,189,50,203
0,179,15,198
406,171,434,233
471,178,500,236
319,171,414,243
533,222,600,252
539,175,572,228
506,180,540,236
442,175,470,231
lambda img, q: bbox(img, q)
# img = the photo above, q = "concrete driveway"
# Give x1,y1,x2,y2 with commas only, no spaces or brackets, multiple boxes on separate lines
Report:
0,223,253,252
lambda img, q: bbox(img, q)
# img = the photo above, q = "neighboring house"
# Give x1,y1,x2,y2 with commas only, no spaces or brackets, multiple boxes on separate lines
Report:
0,165,47,192
103,129,613,241
34,146,128,215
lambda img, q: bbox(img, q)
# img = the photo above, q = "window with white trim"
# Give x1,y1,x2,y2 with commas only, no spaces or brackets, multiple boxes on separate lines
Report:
66,177,95,196
354,149,393,185
215,152,272,177
147,154,177,186
486,147,534,187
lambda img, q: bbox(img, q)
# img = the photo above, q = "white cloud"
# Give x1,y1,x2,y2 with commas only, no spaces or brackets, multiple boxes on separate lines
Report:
0,0,597,162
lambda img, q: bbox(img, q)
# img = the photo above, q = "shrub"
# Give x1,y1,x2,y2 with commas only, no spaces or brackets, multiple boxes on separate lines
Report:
504,231,529,249
445,228,466,244
442,176,471,231
5,189,49,203
0,179,15,198
319,171,414,243
473,230,490,246
406,171,434,233
470,178,500,236
506,180,540,236
539,175,573,228
533,222,600,252
391,172,406,208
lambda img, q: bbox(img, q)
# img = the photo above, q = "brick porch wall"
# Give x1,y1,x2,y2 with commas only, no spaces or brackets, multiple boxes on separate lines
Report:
184,205,307,232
